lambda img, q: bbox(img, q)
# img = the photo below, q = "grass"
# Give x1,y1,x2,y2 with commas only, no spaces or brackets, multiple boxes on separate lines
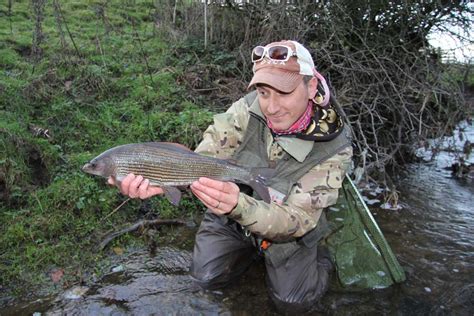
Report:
0,0,213,297
1,0,472,301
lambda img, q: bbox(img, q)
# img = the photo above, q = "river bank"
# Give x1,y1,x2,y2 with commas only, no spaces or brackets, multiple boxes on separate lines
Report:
1,121,472,315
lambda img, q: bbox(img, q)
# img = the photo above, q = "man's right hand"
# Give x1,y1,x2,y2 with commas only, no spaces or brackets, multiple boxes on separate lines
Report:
108,173,164,199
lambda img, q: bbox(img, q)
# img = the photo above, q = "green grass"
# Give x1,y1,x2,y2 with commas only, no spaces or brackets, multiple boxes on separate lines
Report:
0,0,213,297
0,0,471,301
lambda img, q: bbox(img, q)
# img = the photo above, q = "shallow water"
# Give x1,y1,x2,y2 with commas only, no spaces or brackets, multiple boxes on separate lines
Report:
1,124,473,315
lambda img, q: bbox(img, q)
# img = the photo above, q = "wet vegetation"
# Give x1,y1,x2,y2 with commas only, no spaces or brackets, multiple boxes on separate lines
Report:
0,0,472,301
0,0,215,298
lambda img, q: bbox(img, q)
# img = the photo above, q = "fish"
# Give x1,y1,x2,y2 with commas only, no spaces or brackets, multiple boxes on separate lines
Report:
81,142,274,205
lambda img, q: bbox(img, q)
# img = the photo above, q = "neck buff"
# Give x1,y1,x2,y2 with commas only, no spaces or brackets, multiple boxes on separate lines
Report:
266,100,345,142
266,101,313,135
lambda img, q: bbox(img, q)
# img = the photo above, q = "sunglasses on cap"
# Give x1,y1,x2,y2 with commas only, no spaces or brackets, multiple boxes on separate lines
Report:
251,45,297,63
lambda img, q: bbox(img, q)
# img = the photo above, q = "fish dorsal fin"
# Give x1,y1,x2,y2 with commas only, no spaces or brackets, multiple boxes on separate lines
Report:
142,142,199,155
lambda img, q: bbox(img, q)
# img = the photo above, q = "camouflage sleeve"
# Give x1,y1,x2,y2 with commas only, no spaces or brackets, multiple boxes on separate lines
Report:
194,97,250,158
228,146,353,241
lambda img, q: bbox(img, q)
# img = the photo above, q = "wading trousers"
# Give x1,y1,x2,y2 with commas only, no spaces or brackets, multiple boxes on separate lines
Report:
190,211,333,313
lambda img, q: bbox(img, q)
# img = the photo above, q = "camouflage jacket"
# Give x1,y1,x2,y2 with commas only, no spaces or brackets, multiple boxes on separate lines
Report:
195,95,353,240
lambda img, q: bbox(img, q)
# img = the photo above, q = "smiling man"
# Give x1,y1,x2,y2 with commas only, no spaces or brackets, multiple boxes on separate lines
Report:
112,40,353,313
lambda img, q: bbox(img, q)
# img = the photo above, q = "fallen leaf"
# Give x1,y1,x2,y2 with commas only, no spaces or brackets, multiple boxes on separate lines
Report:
113,246,124,255
50,268,64,283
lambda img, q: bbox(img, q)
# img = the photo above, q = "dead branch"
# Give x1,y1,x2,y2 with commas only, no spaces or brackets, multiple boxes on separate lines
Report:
101,198,131,222
31,0,46,61
52,0,68,51
157,0,470,188
97,219,187,251
53,0,81,57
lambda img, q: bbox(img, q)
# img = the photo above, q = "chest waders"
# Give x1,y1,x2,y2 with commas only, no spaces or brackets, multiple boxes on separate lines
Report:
237,91,405,289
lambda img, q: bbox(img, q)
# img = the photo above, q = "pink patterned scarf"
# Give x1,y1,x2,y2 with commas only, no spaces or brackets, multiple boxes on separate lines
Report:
266,101,313,135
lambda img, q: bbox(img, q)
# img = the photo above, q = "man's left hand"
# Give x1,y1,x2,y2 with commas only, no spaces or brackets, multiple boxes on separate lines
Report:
190,177,240,215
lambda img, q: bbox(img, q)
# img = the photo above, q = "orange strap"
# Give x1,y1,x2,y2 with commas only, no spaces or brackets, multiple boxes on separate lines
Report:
260,239,271,250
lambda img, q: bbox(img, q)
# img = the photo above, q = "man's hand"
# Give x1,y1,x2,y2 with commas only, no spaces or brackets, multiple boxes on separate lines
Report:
190,177,240,215
108,173,164,199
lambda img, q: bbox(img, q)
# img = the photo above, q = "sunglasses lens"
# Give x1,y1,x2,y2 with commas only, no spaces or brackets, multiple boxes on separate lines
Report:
252,46,265,62
268,46,289,60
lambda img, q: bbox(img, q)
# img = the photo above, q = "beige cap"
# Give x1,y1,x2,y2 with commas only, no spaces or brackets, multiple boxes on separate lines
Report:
248,40,315,93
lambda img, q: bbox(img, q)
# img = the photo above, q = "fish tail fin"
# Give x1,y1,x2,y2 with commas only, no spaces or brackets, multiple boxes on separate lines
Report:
248,167,275,203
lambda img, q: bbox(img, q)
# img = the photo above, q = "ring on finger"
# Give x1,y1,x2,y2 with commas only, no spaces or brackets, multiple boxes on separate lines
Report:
215,201,221,209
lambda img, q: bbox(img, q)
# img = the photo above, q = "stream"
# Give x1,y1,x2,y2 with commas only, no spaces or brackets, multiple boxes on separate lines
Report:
1,121,473,315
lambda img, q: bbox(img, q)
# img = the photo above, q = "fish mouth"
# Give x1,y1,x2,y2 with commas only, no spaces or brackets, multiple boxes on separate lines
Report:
81,163,92,173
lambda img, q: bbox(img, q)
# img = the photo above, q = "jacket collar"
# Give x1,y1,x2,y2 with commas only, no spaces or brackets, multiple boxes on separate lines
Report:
249,97,314,163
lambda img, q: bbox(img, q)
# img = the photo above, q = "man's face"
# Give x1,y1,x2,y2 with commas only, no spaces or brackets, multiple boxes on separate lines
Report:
256,77,317,131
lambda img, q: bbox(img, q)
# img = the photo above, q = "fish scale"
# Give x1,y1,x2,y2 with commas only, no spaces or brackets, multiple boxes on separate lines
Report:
82,142,273,205
113,153,245,184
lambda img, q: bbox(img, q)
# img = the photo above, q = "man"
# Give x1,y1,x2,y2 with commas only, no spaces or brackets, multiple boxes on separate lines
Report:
110,40,353,312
